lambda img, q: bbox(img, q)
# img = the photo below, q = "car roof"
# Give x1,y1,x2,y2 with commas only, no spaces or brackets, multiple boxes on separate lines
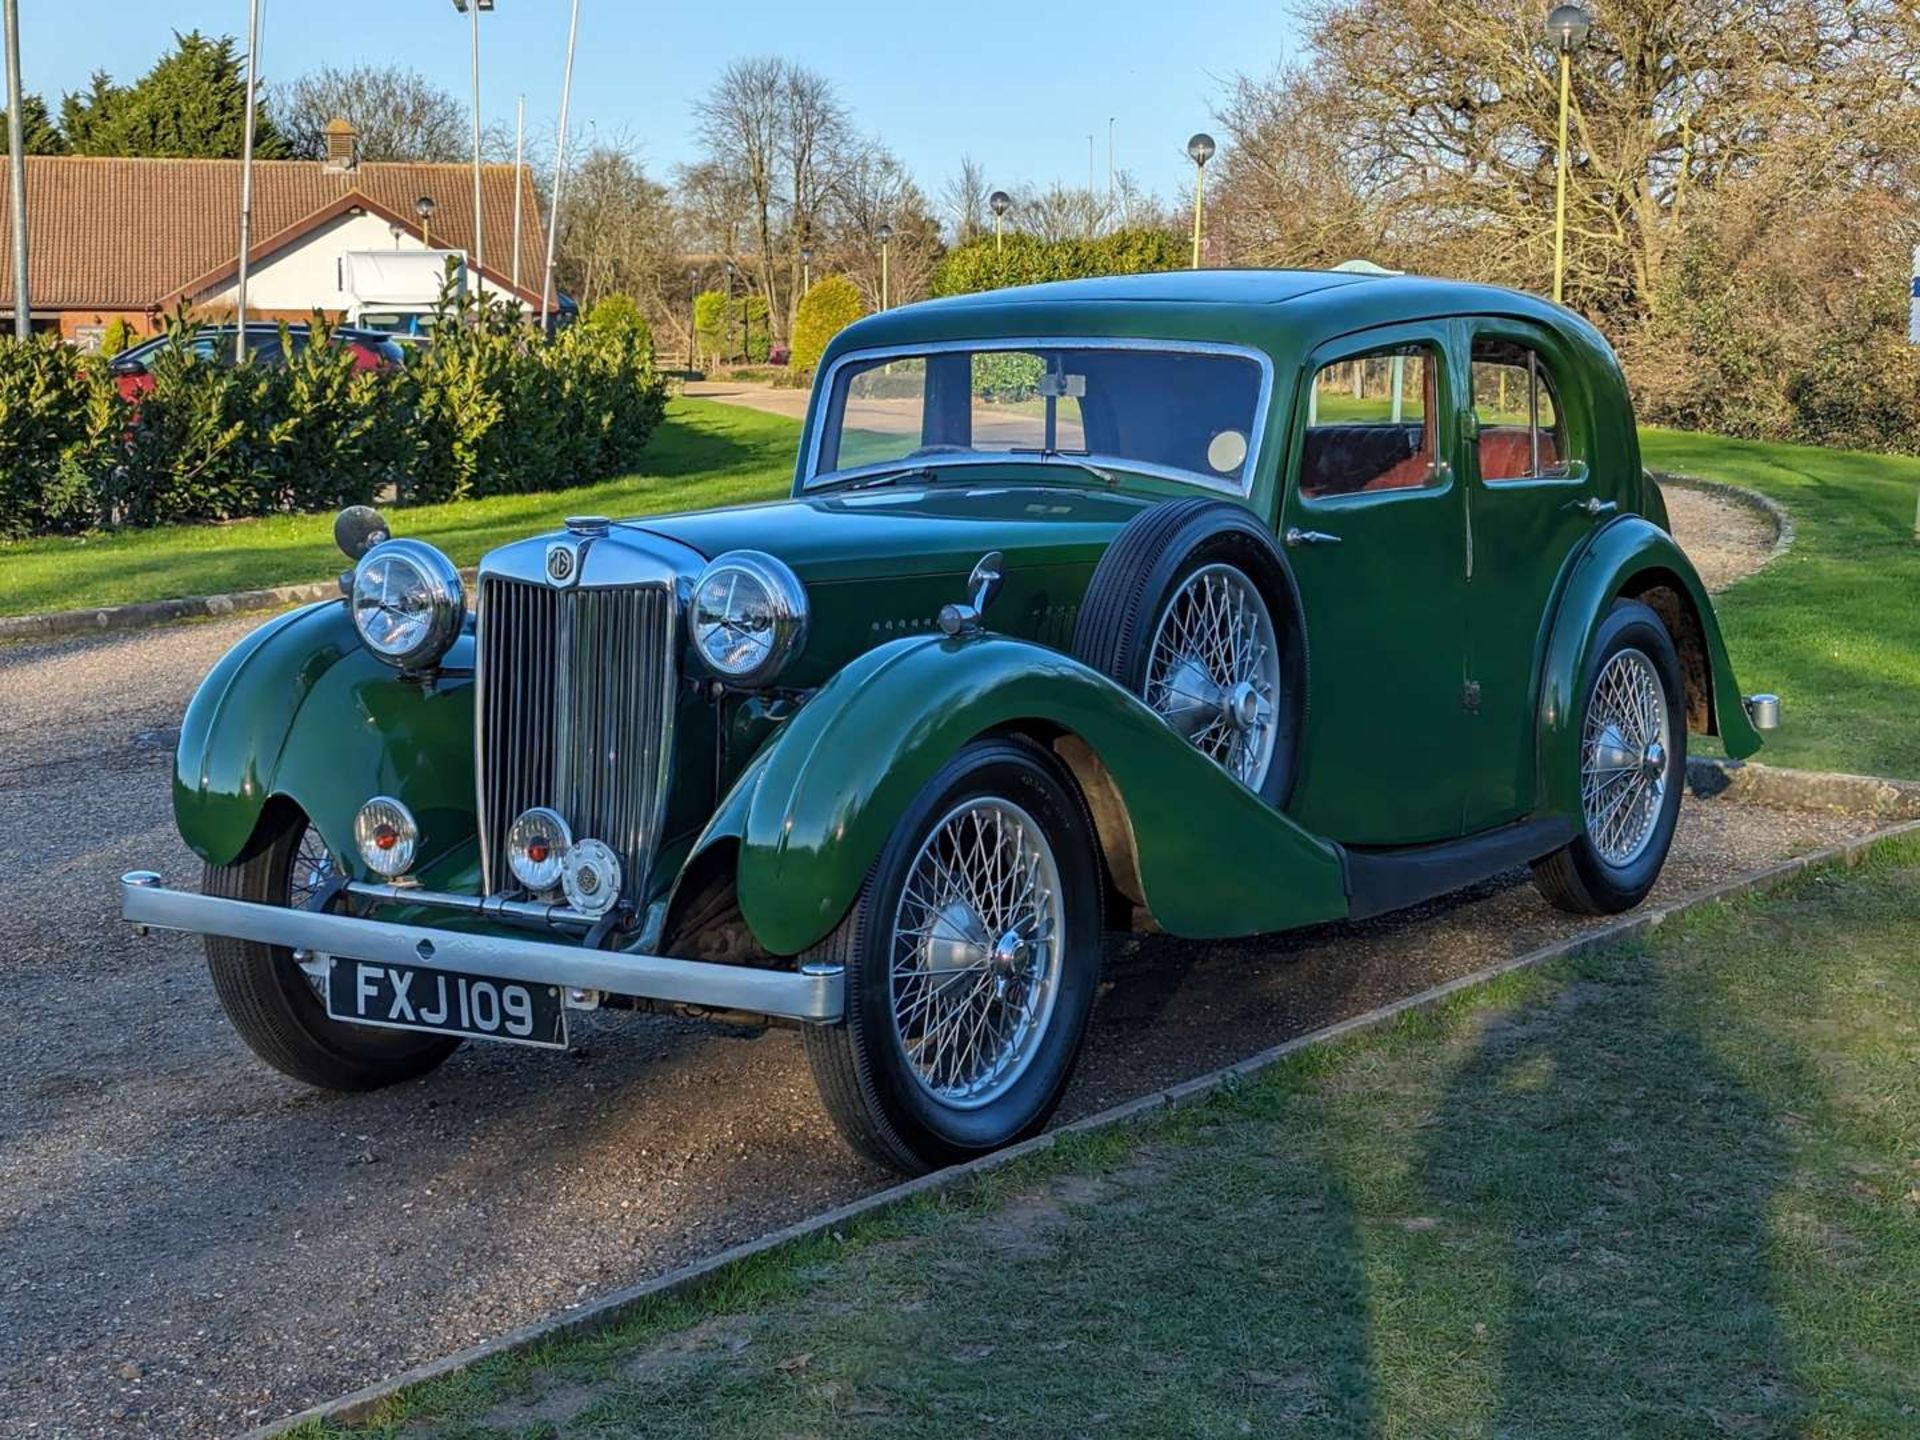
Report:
831,268,1595,356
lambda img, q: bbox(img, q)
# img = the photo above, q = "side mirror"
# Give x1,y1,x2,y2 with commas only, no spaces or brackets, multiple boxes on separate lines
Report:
334,506,391,562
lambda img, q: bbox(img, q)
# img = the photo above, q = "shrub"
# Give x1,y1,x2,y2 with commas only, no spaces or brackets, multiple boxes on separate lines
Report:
0,336,122,538
693,287,770,365
584,292,653,356
100,317,133,357
790,275,866,377
929,229,1185,298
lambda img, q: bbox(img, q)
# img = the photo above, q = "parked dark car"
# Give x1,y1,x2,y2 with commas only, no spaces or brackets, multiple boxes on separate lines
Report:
109,324,405,400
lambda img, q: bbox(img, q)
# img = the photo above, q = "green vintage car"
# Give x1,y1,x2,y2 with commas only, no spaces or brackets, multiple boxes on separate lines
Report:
123,271,1778,1174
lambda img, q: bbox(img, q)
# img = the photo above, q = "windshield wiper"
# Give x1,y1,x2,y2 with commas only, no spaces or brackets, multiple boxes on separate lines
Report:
1008,448,1116,486
838,464,937,492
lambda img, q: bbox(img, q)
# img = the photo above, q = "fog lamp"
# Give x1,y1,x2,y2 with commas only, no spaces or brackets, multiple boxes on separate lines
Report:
507,807,572,893
354,796,419,878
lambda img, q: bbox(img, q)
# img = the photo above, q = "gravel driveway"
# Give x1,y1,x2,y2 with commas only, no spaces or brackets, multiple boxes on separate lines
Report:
0,613,1869,1438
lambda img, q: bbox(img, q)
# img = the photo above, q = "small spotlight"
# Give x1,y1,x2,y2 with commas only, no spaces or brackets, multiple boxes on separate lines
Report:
507,807,572,893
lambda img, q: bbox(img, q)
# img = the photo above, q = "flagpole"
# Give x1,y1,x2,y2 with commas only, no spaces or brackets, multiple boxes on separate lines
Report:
539,0,580,330
235,0,262,361
3,0,29,339
510,94,524,292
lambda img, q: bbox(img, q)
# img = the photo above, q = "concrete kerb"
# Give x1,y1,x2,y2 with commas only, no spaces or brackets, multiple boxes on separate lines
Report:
0,570,481,647
247,799,1920,1438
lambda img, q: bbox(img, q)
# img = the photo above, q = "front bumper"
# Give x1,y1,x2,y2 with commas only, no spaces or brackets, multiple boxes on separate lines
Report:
120,872,844,1024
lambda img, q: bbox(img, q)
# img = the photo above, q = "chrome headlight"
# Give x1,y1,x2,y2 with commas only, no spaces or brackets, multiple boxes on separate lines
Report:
350,539,464,670
689,550,808,687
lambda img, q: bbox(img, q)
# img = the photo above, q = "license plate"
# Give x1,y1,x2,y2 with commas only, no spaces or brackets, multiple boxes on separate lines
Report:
325,958,568,1049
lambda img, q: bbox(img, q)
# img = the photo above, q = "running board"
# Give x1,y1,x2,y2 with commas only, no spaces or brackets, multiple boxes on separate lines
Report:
1340,816,1575,921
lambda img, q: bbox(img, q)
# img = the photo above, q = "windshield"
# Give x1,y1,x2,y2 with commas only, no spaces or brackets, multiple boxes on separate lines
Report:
809,342,1268,493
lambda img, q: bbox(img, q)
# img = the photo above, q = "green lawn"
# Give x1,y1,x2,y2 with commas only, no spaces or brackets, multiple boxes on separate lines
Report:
0,398,799,619
306,835,1920,1440
1642,429,1920,779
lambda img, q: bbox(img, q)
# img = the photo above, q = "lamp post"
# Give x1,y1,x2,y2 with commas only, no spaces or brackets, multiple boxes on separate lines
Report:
415,194,437,250
801,244,813,296
686,267,698,370
1186,132,1215,270
876,223,893,310
724,258,739,361
1545,4,1590,305
989,190,1011,255
451,0,493,286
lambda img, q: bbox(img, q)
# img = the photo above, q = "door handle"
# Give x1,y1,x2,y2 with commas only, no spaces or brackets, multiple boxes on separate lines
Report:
1284,528,1343,548
1566,497,1617,517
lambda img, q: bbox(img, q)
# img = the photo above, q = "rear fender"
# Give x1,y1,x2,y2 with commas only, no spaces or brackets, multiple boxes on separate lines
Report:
731,632,1350,956
174,600,477,873
1538,517,1760,817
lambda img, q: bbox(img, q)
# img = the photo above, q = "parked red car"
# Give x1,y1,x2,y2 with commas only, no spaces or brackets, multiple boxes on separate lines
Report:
109,324,405,401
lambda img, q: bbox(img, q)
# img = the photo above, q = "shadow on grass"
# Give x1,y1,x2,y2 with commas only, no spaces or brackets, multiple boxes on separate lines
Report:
1416,955,1796,1433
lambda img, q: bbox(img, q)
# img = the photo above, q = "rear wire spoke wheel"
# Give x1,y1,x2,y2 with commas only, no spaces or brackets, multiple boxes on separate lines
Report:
1534,599,1688,916
1144,562,1283,793
803,737,1103,1175
204,806,459,1090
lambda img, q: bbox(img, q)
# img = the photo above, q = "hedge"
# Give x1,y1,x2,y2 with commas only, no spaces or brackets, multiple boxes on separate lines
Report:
929,229,1186,298
0,305,670,540
789,274,867,378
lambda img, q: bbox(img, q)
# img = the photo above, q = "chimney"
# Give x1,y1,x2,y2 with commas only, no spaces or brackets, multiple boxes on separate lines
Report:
323,117,358,171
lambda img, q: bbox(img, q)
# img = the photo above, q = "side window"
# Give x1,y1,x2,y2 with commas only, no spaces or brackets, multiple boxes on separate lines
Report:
1300,345,1439,499
1471,338,1568,482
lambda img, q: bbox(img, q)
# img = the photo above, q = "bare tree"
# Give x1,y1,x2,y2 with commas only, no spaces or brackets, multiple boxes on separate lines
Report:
274,64,466,162
826,141,940,308
692,59,785,338
941,155,989,245
554,140,677,319
778,65,850,335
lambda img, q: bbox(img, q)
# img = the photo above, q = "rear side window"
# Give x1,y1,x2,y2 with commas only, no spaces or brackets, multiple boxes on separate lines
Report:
1471,339,1568,481
1299,345,1440,499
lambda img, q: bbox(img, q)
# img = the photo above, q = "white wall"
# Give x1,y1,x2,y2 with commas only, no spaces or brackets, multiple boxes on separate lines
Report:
204,210,510,313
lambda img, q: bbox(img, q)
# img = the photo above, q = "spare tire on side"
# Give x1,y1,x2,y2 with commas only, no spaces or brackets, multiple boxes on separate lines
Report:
1070,497,1305,808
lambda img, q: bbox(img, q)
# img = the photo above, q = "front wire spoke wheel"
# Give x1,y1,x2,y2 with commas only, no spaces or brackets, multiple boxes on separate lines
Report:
1580,647,1672,867
1144,563,1281,792
286,823,337,996
890,799,1065,1110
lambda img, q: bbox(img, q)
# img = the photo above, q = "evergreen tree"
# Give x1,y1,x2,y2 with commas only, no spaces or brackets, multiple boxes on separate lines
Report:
1,94,68,154
61,32,287,159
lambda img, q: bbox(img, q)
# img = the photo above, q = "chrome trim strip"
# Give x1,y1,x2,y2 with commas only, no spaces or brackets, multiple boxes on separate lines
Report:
121,874,843,1024
803,335,1277,499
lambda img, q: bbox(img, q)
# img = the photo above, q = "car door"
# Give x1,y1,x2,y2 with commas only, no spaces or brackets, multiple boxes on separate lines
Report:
1278,322,1471,846
1456,317,1604,829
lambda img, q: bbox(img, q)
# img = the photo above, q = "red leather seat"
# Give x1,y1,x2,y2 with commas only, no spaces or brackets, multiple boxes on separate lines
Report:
1479,427,1558,480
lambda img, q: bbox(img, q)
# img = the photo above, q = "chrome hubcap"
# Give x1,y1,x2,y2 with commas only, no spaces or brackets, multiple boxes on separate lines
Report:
1145,563,1282,791
1581,648,1672,867
890,798,1065,1109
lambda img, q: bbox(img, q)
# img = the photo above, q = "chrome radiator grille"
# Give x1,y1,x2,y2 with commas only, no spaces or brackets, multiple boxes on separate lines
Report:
475,576,676,901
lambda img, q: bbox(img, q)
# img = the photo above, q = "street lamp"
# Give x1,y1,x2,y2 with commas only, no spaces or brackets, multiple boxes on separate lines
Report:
451,0,494,284
801,244,813,296
1186,132,1216,270
876,222,893,310
415,194,437,249
724,259,740,361
686,267,698,371
990,190,1011,255
1545,3,1590,304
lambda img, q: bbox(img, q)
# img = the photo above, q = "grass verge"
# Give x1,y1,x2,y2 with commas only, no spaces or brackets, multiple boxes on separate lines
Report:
0,398,798,620
1643,429,1920,779
302,834,1920,1440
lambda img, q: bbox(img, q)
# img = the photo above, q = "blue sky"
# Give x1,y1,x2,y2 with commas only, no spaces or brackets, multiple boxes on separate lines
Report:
16,2,1304,206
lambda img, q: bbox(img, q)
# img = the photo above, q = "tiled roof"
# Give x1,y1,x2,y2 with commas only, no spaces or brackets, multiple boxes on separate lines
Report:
0,155,547,312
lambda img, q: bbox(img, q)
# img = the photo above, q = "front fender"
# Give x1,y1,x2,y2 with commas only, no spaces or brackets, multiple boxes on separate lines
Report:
1538,517,1761,817
174,600,477,873
733,632,1350,956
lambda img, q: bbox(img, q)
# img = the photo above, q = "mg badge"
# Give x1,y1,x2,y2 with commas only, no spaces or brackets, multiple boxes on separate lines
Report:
545,544,576,585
